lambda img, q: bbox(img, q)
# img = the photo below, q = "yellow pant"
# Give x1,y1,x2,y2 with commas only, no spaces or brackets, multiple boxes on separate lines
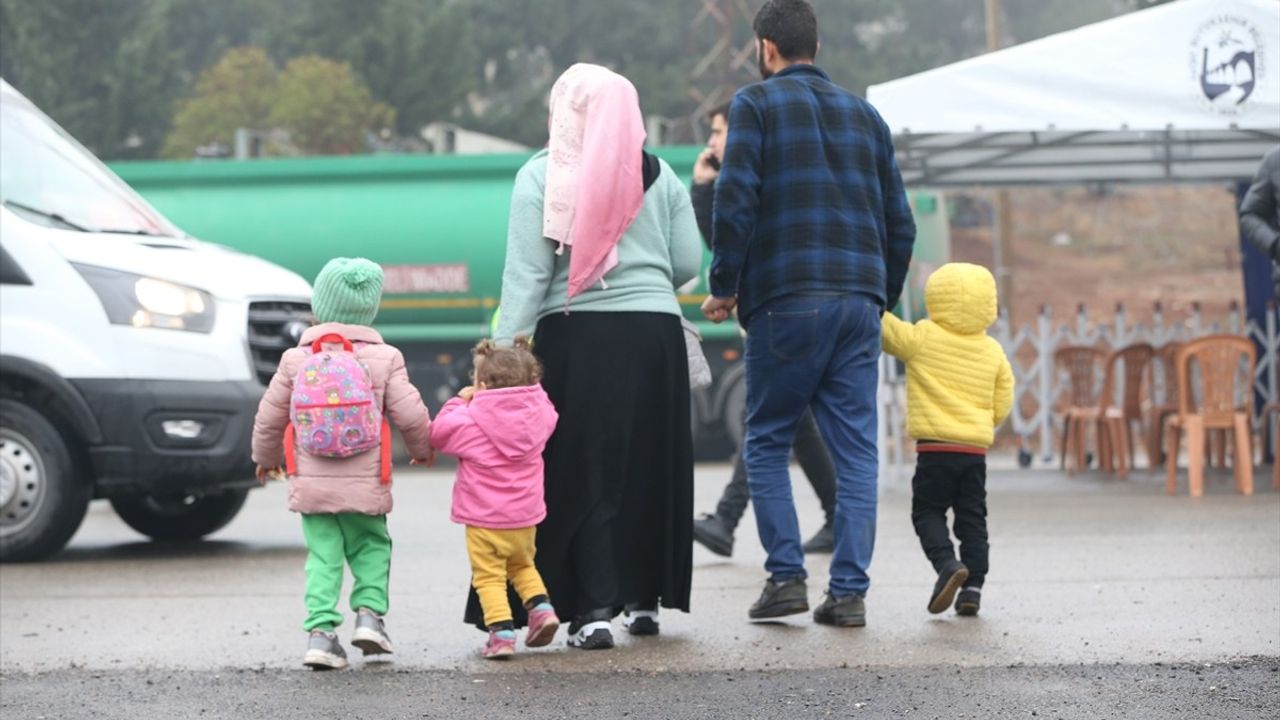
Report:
466,526,548,627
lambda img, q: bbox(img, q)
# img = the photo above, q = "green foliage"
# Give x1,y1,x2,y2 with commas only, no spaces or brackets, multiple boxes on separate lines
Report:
163,49,392,157
162,47,277,159
0,0,1151,159
269,55,395,155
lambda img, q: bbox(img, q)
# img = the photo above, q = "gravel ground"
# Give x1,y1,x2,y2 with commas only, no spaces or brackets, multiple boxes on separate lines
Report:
3,658,1278,719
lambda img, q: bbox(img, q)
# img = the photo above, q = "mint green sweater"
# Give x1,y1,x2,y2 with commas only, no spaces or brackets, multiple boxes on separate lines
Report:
494,150,703,343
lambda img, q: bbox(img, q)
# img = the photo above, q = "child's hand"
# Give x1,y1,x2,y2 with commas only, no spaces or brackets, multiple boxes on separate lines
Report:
410,449,436,467
458,386,476,402
255,465,283,485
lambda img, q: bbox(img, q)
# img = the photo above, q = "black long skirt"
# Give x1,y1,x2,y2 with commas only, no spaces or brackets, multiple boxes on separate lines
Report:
464,311,693,628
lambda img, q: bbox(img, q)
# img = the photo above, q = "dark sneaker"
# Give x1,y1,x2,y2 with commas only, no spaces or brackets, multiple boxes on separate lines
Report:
748,577,809,620
351,608,393,656
623,611,659,636
928,560,970,615
303,630,348,670
955,588,982,617
566,619,615,650
813,592,866,627
692,513,734,557
801,523,834,554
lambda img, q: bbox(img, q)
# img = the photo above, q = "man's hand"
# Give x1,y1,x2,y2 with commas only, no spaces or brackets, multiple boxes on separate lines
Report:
693,148,719,185
701,295,737,324
255,465,283,485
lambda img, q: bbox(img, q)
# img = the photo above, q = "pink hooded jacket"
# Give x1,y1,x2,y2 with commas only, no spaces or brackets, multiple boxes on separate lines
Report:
429,384,558,529
251,323,433,515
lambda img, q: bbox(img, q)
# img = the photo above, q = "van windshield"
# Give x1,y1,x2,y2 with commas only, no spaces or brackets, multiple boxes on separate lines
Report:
0,87,180,237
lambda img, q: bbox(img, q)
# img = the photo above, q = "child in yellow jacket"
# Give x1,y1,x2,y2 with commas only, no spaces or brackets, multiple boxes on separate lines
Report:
882,262,1014,617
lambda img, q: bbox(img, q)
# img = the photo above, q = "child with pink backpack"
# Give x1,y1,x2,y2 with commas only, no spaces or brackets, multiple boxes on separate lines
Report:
252,257,433,670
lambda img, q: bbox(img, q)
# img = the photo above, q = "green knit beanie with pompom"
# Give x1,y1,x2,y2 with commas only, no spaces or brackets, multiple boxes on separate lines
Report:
311,257,384,325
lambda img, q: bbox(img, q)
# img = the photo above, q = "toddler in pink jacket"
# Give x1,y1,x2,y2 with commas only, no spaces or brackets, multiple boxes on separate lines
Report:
430,338,560,659
252,258,433,670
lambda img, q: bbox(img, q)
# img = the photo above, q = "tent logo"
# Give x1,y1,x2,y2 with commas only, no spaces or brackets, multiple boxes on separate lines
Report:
1190,14,1264,114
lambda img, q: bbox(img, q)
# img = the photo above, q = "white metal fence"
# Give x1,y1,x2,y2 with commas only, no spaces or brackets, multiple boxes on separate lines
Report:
879,302,1279,475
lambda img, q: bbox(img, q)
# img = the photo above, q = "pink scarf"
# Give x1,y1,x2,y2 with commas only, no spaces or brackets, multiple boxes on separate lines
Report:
543,63,647,300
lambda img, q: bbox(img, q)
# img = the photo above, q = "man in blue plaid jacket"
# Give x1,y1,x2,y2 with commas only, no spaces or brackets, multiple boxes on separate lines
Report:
702,0,916,629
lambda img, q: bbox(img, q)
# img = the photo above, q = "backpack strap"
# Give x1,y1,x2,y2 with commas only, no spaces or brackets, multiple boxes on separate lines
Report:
311,333,353,353
379,418,392,485
284,424,297,477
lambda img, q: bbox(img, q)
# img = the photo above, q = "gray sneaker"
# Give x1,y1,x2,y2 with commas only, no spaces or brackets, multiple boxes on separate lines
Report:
748,577,809,620
351,608,393,656
303,630,348,670
813,592,866,627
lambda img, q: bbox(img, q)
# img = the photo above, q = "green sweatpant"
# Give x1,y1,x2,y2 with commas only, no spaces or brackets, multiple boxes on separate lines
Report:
300,513,392,632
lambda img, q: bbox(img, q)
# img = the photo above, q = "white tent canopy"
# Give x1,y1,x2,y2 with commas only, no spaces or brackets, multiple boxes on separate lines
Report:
866,0,1280,186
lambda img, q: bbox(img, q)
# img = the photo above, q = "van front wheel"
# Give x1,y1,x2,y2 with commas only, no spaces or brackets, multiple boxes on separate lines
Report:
0,399,91,562
111,488,248,542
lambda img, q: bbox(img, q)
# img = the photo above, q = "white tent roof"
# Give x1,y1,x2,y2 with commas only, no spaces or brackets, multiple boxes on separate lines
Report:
866,0,1280,186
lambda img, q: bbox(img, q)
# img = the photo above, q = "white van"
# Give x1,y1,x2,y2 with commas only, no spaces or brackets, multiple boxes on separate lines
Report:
0,79,312,561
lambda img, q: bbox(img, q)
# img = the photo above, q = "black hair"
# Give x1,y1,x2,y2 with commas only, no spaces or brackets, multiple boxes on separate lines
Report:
707,102,732,122
752,0,818,61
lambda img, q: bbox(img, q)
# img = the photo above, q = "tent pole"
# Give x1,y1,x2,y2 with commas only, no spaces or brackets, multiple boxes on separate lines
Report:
985,0,1014,321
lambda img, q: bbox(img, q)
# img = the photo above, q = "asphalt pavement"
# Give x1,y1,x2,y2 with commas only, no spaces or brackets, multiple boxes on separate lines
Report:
2,461,1278,718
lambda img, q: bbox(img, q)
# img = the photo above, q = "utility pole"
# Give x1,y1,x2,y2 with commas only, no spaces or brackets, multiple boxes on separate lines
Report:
687,0,757,142
985,0,1014,322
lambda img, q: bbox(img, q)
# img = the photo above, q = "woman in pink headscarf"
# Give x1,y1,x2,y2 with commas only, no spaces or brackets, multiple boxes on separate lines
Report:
473,63,702,650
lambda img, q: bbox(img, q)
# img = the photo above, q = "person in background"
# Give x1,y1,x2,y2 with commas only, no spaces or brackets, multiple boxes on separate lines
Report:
689,102,838,557
1240,145,1280,299
703,0,916,628
881,263,1013,618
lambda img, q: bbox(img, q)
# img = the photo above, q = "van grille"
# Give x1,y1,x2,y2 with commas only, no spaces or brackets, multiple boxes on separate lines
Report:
247,301,313,385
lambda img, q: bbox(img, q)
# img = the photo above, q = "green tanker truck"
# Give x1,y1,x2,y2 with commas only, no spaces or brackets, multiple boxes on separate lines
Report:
111,149,948,457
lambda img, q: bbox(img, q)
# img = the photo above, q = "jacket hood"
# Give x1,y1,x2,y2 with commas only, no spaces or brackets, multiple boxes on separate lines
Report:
924,263,998,335
467,385,558,461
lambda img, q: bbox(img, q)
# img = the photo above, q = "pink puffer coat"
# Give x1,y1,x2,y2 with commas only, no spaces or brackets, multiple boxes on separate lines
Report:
251,323,433,515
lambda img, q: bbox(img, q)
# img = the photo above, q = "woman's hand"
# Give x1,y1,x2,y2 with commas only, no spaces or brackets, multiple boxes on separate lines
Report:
458,386,477,402
410,449,436,467
255,465,283,485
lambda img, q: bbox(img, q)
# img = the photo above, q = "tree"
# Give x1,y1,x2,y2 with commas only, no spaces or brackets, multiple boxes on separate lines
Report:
269,0,477,136
162,47,278,158
0,0,159,157
269,55,395,155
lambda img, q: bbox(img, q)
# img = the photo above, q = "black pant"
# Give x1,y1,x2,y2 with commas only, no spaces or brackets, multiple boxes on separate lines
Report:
715,408,837,531
910,452,988,588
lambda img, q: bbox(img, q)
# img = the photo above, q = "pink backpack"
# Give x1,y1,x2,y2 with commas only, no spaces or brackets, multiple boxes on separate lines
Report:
284,333,391,483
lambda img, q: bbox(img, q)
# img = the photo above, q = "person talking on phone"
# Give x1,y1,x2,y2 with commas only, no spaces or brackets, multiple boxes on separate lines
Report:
688,103,839,558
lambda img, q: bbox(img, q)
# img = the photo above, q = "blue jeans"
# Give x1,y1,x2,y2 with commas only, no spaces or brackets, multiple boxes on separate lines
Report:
743,293,881,598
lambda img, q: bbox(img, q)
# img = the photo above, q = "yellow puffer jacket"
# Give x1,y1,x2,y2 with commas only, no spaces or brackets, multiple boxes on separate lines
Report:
882,263,1014,448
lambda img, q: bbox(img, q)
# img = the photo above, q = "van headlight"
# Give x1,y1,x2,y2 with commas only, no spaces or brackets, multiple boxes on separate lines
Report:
72,264,216,333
